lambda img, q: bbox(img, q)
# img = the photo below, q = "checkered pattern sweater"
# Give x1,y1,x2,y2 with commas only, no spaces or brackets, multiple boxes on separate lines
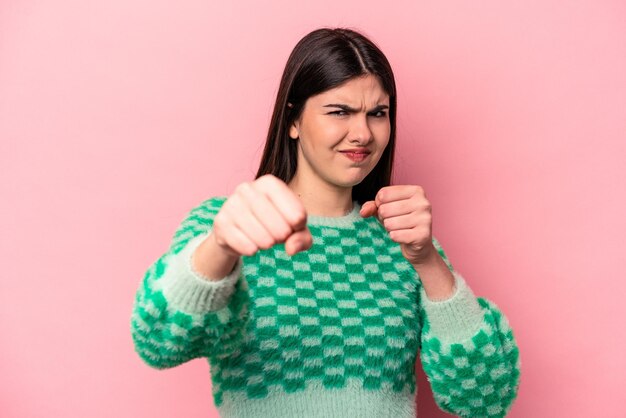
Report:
131,196,520,417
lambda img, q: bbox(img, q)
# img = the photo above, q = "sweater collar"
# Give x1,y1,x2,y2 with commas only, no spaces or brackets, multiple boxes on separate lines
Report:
306,201,363,228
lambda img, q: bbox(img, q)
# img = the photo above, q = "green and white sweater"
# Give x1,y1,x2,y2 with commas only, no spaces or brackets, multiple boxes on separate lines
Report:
131,196,520,417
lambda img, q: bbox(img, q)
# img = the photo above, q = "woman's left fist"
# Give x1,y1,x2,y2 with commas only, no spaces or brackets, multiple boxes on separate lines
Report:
360,185,435,265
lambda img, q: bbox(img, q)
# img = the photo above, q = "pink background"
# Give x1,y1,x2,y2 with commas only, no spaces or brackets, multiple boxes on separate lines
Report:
1,1,625,417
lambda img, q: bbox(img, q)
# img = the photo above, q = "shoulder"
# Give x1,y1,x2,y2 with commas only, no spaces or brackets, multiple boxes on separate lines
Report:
179,195,229,225
167,196,229,253
195,195,228,212
187,195,228,213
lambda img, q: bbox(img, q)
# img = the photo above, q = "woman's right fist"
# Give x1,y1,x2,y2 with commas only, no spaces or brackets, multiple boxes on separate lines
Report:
209,174,313,257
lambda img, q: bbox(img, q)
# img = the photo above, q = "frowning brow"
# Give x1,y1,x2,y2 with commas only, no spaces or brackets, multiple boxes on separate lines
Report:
323,104,389,113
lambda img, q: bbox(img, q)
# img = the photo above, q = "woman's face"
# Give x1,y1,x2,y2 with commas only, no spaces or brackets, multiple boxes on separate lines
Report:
289,74,391,190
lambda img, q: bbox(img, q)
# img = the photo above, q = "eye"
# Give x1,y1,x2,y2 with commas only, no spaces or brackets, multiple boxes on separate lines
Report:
328,110,348,116
369,110,387,118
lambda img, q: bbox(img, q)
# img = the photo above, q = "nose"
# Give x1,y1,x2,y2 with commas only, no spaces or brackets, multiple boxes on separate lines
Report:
349,113,373,144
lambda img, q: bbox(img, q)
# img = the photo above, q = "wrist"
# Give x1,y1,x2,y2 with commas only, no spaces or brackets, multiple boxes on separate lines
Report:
205,231,240,258
192,232,240,281
411,244,456,301
410,242,439,267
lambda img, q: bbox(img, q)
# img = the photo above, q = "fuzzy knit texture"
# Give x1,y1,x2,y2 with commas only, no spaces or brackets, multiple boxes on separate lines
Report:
131,196,521,417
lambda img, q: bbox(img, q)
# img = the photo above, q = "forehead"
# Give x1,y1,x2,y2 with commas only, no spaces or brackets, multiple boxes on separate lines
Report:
309,74,390,105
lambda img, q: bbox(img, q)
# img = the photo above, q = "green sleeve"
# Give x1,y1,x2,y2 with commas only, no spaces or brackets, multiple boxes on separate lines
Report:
130,196,250,369
418,237,521,417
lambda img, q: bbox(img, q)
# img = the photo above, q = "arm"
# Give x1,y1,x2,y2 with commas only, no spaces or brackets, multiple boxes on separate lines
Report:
130,196,250,369
417,237,521,417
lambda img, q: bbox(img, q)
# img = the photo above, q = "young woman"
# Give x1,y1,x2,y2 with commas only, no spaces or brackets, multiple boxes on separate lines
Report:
131,28,520,417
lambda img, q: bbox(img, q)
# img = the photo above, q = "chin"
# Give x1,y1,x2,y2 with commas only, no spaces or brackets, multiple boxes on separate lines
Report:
336,175,368,188
324,168,372,188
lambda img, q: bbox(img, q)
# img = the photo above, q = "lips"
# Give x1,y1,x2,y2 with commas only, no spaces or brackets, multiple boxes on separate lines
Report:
340,151,370,162
339,149,371,155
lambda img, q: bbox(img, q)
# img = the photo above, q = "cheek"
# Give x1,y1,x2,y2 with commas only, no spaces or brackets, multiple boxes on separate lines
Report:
319,119,344,140
374,123,391,145
305,118,344,148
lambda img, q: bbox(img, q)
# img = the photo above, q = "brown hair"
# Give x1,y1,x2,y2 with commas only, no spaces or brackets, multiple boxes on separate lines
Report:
255,27,397,205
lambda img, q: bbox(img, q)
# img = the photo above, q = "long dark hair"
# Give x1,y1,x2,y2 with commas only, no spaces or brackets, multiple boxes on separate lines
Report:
254,27,397,205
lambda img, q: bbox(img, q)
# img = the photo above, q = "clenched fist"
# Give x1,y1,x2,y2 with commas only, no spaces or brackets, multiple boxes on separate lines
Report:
360,185,436,265
210,174,313,257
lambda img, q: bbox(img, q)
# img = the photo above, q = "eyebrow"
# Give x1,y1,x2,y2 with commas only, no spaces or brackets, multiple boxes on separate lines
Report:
322,103,389,113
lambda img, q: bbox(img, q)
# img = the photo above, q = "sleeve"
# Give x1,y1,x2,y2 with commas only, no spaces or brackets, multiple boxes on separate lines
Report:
130,196,251,369
417,237,521,417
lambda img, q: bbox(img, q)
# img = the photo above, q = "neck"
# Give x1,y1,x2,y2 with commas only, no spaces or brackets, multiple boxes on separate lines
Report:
288,172,354,218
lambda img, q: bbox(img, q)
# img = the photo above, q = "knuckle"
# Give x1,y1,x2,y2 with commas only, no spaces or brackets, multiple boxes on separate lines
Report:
291,211,307,226
234,182,247,194
260,174,278,185
244,245,258,256
213,211,228,227
279,228,292,242
256,175,283,193
260,237,275,250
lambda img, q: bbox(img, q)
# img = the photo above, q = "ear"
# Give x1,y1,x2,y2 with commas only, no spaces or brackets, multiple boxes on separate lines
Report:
289,121,299,139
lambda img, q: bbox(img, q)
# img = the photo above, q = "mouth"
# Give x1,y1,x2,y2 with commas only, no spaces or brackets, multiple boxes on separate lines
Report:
339,150,370,162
